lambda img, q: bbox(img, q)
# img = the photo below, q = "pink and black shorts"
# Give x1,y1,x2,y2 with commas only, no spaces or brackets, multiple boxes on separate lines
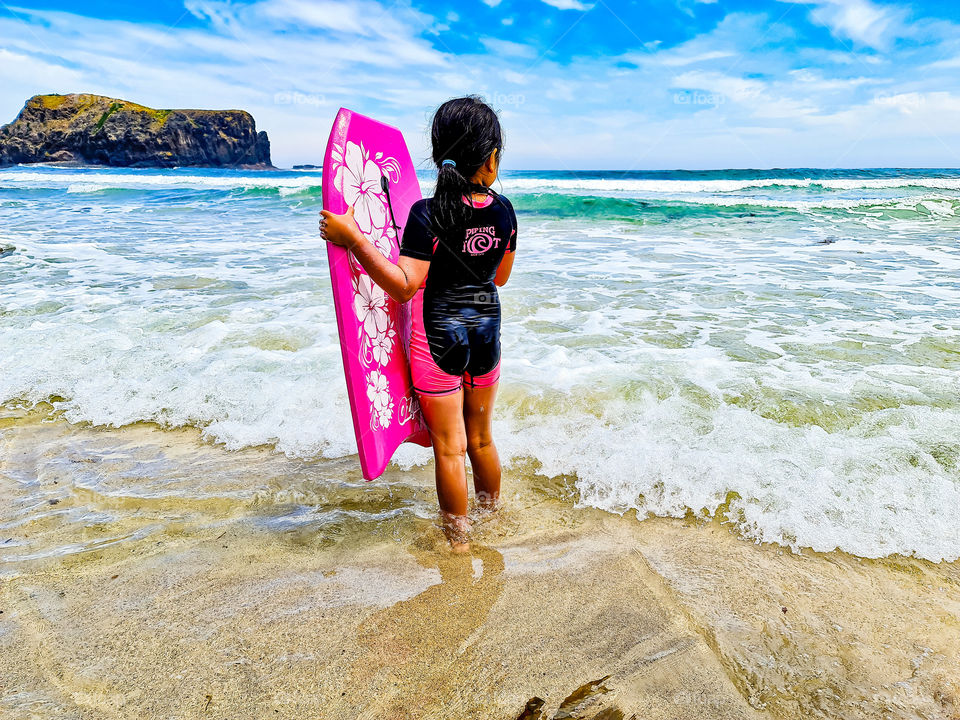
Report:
409,288,501,397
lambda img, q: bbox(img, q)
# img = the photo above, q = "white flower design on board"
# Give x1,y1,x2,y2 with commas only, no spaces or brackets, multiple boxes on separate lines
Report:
353,272,397,368
373,224,397,259
353,273,389,340
334,141,386,235
370,324,396,365
366,370,394,428
329,132,407,433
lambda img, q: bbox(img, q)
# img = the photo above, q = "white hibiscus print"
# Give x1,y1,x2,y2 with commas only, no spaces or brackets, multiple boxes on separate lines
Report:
366,370,394,428
370,323,396,365
353,274,389,341
373,224,397,259
377,403,393,429
334,141,386,235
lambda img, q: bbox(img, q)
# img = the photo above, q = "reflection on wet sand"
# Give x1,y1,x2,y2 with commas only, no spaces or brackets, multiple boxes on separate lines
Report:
347,543,505,718
1,414,959,719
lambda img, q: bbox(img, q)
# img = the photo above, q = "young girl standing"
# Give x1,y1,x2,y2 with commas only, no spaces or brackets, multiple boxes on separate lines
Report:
320,97,516,550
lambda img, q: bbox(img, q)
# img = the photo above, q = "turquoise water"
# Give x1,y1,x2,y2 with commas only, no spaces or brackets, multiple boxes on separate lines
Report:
2,165,959,561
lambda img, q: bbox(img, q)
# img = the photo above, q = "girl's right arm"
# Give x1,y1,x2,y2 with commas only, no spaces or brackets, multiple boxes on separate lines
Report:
320,207,428,303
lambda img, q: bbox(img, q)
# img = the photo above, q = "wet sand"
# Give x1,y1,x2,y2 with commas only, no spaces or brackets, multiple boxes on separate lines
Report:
1,413,959,719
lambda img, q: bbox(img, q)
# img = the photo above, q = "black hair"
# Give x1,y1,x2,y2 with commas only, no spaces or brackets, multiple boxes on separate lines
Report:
430,96,503,232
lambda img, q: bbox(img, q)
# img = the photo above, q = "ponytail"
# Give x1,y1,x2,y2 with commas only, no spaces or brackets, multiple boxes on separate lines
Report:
433,160,473,230
430,96,503,233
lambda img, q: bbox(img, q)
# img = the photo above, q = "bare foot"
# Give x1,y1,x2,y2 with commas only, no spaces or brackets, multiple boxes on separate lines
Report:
449,539,470,554
440,511,472,552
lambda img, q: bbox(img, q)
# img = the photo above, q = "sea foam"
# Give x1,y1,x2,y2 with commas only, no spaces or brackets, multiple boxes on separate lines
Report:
3,166,960,561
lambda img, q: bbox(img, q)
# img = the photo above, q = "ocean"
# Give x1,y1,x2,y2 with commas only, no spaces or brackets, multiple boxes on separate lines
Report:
2,165,959,563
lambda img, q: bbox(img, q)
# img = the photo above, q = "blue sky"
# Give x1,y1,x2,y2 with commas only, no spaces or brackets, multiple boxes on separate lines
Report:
4,0,960,168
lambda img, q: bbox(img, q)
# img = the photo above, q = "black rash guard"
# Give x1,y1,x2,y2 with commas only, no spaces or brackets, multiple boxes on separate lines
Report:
399,193,517,377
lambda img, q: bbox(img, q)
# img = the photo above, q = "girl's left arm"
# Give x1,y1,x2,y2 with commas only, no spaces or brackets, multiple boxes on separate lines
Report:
494,250,514,287
320,207,428,303
495,198,517,287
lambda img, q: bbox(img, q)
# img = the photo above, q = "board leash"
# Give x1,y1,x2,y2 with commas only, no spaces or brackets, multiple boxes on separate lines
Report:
380,175,401,236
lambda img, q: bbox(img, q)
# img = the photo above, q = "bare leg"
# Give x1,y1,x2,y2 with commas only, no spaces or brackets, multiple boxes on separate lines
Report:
463,381,501,510
417,390,471,550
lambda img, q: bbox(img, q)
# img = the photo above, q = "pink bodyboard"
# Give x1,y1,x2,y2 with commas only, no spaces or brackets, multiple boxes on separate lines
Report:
322,108,430,480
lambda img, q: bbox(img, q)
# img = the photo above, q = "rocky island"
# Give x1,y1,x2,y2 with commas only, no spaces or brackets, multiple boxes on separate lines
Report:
0,94,272,168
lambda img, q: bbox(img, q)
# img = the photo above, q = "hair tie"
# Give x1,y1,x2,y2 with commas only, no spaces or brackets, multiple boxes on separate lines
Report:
441,159,456,168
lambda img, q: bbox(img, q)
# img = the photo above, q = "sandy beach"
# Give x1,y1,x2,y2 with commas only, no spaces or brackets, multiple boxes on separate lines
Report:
2,409,957,720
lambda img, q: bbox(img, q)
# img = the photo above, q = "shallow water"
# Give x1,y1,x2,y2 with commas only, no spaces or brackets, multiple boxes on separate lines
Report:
2,166,960,562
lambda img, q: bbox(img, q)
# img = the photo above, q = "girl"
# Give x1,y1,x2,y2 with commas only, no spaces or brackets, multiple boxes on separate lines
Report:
320,96,516,550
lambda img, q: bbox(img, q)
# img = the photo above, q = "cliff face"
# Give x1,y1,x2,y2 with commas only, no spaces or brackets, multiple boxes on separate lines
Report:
0,94,272,168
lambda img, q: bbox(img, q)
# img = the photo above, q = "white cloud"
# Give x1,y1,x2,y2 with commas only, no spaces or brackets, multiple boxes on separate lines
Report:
925,55,960,70
659,50,737,66
251,0,372,33
3,0,960,168
540,0,594,11
502,70,528,84
480,37,538,58
784,0,907,49
788,68,877,91
621,12,768,69
545,80,576,101
0,1,454,165
672,70,767,102
0,48,87,90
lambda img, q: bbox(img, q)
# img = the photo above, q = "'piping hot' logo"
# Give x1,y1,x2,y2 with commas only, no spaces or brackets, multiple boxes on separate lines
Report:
463,226,499,255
